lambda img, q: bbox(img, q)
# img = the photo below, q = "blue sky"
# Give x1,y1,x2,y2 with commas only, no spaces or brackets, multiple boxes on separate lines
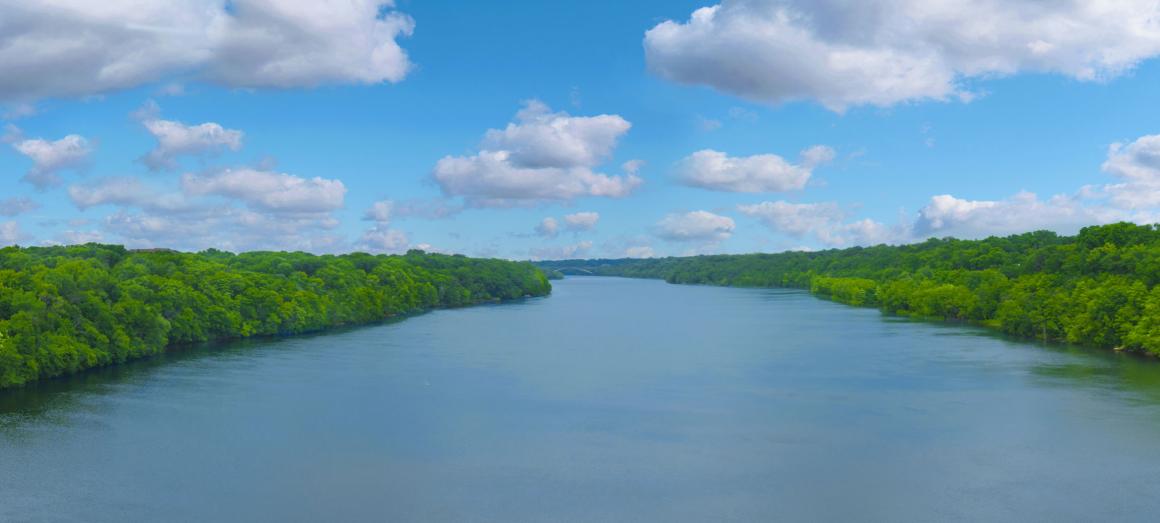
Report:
2,0,1160,259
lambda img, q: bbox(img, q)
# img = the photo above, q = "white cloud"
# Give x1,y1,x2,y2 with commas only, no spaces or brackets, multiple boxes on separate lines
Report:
364,200,394,223
481,100,631,169
433,101,640,207
69,164,349,252
534,211,599,238
358,226,410,253
0,0,415,102
535,217,559,238
434,152,641,207
655,210,735,242
68,177,192,212
0,197,38,217
0,221,20,245
1103,134,1160,180
644,0,1160,111
738,201,843,235
356,200,412,253
622,159,645,175
182,167,346,213
738,200,904,246
105,206,344,253
563,211,599,231
139,107,243,171
903,134,1160,241
913,192,1119,239
677,146,834,192
209,0,413,89
529,240,593,261
10,132,93,188
1098,134,1160,209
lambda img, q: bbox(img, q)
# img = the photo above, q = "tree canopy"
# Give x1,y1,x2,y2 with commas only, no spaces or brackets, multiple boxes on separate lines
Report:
538,222,1160,355
0,245,551,389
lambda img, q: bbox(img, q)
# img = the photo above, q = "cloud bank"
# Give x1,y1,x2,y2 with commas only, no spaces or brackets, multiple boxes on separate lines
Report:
645,0,1160,111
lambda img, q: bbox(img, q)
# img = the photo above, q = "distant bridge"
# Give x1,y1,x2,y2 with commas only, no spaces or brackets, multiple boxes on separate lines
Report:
543,266,598,275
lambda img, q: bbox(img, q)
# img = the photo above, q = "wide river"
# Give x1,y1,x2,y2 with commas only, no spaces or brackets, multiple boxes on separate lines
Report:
4,277,1160,521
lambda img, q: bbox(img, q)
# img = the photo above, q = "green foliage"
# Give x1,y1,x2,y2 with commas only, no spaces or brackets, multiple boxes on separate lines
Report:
0,245,551,389
539,222,1160,355
811,277,877,306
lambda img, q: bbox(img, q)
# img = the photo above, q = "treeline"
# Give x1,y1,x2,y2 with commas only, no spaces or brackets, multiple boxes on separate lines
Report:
538,222,1160,355
0,245,551,389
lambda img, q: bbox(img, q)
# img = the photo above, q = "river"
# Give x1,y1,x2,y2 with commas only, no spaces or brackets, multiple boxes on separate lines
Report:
3,276,1160,521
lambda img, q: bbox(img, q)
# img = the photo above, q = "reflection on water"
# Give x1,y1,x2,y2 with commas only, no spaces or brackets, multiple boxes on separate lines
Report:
3,277,1160,522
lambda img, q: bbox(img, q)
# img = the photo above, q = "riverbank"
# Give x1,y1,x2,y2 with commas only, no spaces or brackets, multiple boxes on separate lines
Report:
536,223,1160,358
0,244,551,389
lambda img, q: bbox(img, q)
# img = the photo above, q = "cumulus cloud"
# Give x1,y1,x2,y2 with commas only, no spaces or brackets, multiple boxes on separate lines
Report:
358,226,410,253
433,101,640,207
738,201,843,235
182,167,346,213
1098,134,1160,209
534,211,599,238
563,211,600,231
68,177,192,212
209,0,413,89
738,200,905,246
364,200,394,223
535,217,559,238
677,146,834,192
0,197,38,217
481,100,631,169
69,164,349,252
914,192,1122,239
0,1,415,102
434,152,641,207
655,210,735,242
355,200,413,253
533,212,603,238
138,105,243,171
905,133,1160,241
0,221,21,245
9,131,93,188
622,159,645,175
105,206,344,253
644,0,1160,111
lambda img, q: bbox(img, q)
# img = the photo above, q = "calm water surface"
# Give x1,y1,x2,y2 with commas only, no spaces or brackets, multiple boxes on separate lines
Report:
4,277,1160,521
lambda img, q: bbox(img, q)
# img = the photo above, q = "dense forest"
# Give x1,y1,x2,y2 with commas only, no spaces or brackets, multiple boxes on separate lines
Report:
539,222,1160,356
0,245,551,389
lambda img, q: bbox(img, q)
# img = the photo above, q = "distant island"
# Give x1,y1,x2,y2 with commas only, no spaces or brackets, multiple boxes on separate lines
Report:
538,222,1160,356
0,245,551,389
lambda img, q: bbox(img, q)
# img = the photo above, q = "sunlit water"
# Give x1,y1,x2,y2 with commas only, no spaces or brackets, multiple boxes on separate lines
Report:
4,277,1160,521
